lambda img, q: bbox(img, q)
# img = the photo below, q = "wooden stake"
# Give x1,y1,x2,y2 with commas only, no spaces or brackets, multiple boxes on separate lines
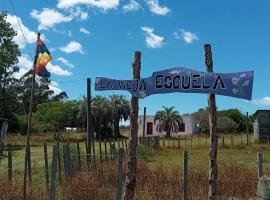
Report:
23,33,40,200
204,44,218,199
123,51,141,200
246,112,249,145
142,107,146,143
87,78,92,163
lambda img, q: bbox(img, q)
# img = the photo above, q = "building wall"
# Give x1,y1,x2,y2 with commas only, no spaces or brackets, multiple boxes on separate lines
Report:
254,110,270,139
138,115,197,137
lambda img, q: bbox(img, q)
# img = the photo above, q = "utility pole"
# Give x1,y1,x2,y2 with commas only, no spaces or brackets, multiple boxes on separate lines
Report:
204,44,218,200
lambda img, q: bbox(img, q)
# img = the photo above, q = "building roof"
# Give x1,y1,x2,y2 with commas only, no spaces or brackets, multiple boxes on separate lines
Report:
254,110,270,116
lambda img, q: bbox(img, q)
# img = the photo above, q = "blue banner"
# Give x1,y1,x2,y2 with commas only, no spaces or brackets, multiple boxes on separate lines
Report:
95,67,254,100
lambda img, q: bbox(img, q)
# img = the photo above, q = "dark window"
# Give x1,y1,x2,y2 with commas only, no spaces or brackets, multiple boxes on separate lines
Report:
147,122,153,135
179,123,185,132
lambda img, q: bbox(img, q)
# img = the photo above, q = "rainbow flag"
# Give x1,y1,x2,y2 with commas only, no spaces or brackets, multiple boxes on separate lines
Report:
35,38,52,78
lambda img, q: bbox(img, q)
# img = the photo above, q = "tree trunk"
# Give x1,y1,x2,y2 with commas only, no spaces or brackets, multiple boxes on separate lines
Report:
204,44,218,200
123,51,141,200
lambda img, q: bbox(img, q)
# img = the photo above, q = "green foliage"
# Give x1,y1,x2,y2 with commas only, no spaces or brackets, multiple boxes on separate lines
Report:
217,116,237,133
137,144,154,159
154,106,183,137
0,11,21,128
33,101,79,132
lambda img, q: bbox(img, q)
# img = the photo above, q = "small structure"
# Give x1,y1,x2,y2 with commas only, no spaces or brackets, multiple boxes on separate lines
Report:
253,110,270,140
138,115,197,137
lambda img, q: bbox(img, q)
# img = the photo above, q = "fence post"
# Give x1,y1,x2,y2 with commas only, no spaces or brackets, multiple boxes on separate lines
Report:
222,136,225,149
99,140,102,162
125,139,128,151
49,145,58,200
185,136,187,149
92,141,96,166
197,135,199,147
111,143,116,161
43,143,49,190
183,151,188,200
76,142,81,170
56,143,62,185
178,140,181,149
8,146,12,182
63,143,71,178
104,140,108,160
190,136,193,149
85,140,89,167
257,152,263,179
116,148,124,200
231,135,233,148
163,138,165,148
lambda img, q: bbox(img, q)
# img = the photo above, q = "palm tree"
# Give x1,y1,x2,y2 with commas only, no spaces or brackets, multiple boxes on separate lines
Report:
154,106,183,137
92,95,112,139
110,95,130,138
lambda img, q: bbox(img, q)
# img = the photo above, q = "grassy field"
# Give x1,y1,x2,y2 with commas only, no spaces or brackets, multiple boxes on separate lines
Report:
0,132,269,199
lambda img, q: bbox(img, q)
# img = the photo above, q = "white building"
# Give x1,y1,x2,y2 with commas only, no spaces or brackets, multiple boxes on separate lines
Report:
138,115,197,137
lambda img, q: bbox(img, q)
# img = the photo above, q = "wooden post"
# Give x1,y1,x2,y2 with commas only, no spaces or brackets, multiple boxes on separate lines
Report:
116,148,124,200
92,141,96,166
231,135,233,148
49,145,58,200
56,143,62,185
125,139,128,151
23,33,40,200
183,151,188,200
111,143,116,161
123,51,141,200
222,136,225,149
104,140,108,160
87,78,92,164
8,147,12,182
204,44,218,199
76,142,81,170
99,140,102,162
246,112,249,145
178,140,181,149
257,152,263,179
43,143,49,190
142,107,146,144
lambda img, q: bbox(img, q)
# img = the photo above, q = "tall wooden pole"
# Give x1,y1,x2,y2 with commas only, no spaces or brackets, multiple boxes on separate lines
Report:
87,78,92,162
142,107,146,140
123,51,141,200
204,44,218,199
23,33,40,199
246,112,249,145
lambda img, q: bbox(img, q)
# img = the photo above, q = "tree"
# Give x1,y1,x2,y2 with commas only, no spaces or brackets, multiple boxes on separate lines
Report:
91,95,112,139
217,116,237,133
110,95,130,138
154,106,183,137
218,109,245,132
0,11,21,131
33,101,78,133
191,108,209,134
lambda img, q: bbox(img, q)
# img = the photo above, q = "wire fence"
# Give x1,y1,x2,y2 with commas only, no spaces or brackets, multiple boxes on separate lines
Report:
0,138,269,199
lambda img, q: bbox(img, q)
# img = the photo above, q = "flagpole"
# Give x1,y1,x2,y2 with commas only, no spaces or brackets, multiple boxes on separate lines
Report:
23,32,40,200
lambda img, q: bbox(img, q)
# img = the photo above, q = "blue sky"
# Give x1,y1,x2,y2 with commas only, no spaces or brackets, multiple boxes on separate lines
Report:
2,0,270,115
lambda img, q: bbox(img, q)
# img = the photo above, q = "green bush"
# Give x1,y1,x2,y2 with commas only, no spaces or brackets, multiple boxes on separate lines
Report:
137,144,154,159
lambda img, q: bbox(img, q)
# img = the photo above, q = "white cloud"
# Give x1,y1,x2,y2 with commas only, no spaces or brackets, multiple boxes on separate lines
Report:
49,81,62,95
180,30,199,44
123,0,142,13
57,0,120,10
71,7,89,20
57,57,74,68
141,26,164,48
16,54,33,78
6,14,37,49
60,41,84,54
80,27,91,35
30,8,73,30
253,97,270,106
47,62,72,76
145,0,170,15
